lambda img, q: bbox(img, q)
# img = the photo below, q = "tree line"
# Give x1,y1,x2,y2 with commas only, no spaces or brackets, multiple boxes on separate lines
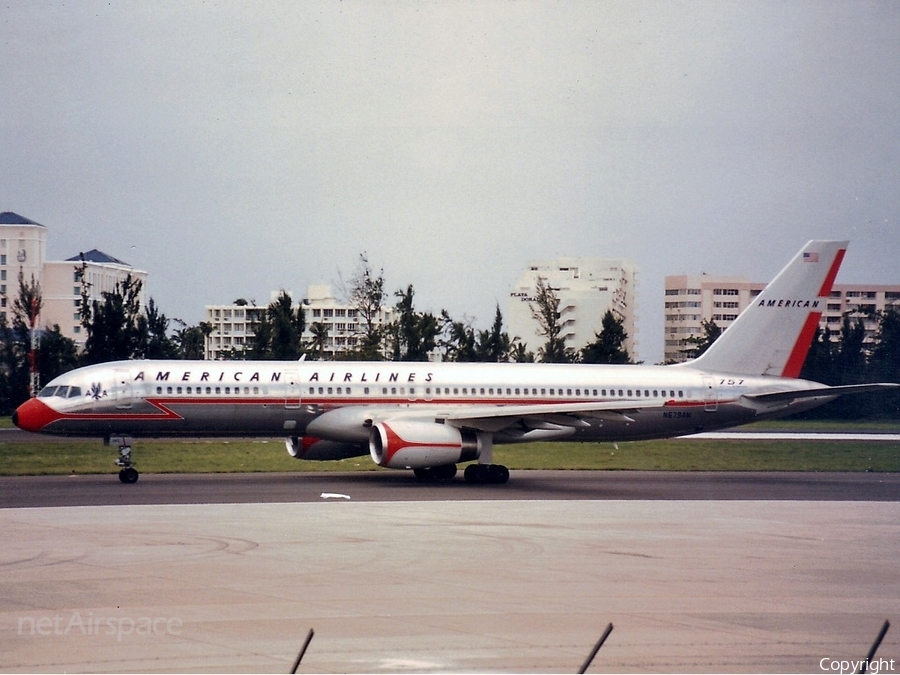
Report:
1,254,896,419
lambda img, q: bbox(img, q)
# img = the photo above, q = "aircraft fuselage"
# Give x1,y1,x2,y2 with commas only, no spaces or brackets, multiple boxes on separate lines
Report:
16,359,824,442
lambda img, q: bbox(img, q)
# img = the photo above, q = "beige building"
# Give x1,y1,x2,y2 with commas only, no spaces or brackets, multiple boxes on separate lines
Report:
664,273,900,363
507,258,639,359
43,250,147,345
0,212,147,348
0,212,48,326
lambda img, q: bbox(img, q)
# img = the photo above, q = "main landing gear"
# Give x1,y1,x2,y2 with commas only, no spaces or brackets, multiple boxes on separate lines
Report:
464,463,510,485
413,465,458,482
412,463,511,484
110,436,139,483
461,434,509,485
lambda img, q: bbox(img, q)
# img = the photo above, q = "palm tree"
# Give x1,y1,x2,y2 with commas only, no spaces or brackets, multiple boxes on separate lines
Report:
307,322,330,360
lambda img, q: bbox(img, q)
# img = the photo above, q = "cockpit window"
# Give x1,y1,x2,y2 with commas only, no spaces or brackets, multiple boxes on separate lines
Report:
55,386,70,398
67,387,81,398
38,386,58,398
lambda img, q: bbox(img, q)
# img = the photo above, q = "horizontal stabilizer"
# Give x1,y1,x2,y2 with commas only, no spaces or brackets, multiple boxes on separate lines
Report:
742,383,899,404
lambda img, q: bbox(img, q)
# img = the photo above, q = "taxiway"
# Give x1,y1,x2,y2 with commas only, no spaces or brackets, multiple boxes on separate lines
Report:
2,471,898,673
2,470,900,508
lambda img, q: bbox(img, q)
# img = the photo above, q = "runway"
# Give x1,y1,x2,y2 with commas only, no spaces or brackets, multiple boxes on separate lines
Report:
2,470,900,508
2,471,899,673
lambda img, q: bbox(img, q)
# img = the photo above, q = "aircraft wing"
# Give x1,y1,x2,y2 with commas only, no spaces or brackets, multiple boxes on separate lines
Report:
433,399,649,433
306,399,653,442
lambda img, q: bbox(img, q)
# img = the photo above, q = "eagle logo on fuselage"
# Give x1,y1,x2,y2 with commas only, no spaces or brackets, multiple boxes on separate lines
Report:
90,383,107,401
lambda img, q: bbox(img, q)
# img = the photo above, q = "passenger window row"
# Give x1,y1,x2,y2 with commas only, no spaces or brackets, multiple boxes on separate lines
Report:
156,386,267,396
44,382,687,402
303,386,686,399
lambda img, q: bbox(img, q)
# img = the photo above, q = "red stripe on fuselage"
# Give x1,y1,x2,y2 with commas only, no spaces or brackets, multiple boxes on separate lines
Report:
14,397,184,433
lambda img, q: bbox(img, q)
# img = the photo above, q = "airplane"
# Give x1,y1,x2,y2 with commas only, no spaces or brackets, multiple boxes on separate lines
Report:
12,240,898,484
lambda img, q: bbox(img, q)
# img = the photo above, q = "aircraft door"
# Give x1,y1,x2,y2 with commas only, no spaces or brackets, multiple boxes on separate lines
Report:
115,369,133,410
703,376,717,412
284,370,301,409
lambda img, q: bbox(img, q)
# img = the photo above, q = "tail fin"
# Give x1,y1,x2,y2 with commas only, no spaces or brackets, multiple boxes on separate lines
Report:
682,240,847,377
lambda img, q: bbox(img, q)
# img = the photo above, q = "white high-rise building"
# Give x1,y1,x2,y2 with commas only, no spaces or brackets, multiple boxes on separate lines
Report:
203,301,266,360
507,258,639,360
204,285,396,360
304,284,396,359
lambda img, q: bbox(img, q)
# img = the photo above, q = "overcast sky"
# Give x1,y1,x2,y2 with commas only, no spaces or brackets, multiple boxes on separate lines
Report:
2,1,898,362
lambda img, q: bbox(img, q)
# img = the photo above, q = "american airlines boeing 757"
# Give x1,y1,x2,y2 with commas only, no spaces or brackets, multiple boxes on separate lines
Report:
12,240,898,484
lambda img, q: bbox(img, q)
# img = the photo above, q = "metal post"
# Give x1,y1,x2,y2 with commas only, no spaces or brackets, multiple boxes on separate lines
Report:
289,628,315,674
578,623,614,674
857,620,890,674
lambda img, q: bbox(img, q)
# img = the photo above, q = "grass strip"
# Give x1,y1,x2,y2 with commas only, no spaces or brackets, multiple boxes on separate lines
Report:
0,437,898,476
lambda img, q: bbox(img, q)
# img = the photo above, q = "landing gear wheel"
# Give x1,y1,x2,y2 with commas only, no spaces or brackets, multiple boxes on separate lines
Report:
434,464,457,481
464,463,488,484
488,464,510,484
118,467,139,483
465,463,509,485
413,464,458,482
111,436,138,484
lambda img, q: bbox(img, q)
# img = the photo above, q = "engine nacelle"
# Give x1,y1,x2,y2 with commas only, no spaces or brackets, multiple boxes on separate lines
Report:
286,436,368,461
369,420,481,469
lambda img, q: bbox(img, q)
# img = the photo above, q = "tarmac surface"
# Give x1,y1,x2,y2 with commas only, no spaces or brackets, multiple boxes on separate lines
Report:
2,470,900,508
2,471,899,673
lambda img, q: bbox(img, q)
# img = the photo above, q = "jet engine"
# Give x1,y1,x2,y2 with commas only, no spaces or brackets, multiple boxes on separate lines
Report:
286,436,368,461
369,420,481,469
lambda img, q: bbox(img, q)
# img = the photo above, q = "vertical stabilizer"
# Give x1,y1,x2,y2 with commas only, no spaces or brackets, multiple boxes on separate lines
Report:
681,240,847,377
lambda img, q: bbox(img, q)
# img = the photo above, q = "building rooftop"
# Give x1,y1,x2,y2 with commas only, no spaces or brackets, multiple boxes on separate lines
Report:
65,249,130,266
0,211,45,226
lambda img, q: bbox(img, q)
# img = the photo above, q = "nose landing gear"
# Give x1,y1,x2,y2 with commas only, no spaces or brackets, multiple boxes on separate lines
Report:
110,436,139,483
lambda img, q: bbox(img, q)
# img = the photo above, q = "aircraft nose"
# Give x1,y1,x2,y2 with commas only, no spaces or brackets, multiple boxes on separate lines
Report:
13,397,59,433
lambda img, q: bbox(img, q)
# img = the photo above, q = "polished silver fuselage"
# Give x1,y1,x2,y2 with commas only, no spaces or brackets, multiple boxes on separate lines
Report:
27,359,825,442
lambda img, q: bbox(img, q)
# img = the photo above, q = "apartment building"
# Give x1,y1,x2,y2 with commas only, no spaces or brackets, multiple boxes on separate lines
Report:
203,302,266,359
204,285,396,360
304,284,396,359
0,212,146,347
507,258,639,359
0,212,47,326
43,250,147,344
664,273,900,363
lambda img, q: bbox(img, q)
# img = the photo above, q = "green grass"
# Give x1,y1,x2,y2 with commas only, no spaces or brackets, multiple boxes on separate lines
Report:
741,419,900,433
1,436,898,476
